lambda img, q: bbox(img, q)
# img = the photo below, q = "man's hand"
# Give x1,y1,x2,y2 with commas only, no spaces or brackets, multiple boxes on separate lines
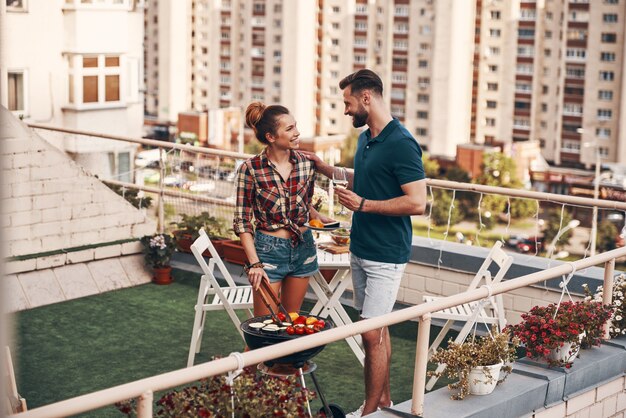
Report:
335,187,363,212
300,151,334,178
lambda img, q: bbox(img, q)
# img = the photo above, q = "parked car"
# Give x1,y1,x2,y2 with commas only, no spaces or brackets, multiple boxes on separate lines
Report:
516,237,543,254
505,234,528,248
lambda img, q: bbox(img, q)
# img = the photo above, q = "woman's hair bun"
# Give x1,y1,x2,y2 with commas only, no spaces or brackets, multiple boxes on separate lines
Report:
245,101,266,131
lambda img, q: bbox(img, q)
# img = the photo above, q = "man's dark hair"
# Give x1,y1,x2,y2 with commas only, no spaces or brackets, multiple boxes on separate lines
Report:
339,69,383,96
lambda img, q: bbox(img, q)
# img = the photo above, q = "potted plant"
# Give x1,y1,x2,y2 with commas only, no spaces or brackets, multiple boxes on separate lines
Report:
510,300,612,368
116,364,315,417
170,212,233,257
140,233,176,285
428,329,519,400
583,275,625,339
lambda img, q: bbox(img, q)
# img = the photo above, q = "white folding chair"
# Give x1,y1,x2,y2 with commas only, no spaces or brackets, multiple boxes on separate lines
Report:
5,346,27,414
424,240,513,390
187,229,254,367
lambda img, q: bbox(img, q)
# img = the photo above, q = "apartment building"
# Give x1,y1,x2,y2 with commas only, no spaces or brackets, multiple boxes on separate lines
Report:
144,0,624,167
1,0,145,180
471,0,626,169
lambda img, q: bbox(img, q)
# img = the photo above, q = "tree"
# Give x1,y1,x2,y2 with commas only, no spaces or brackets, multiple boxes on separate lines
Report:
597,220,619,253
472,152,535,229
339,129,360,168
542,208,575,251
422,152,440,178
430,189,463,227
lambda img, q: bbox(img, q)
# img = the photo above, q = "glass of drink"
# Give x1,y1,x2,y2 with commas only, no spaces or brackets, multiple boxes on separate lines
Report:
332,169,348,216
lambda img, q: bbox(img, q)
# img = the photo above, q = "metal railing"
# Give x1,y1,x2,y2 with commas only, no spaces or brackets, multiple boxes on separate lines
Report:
16,124,626,417
10,246,626,418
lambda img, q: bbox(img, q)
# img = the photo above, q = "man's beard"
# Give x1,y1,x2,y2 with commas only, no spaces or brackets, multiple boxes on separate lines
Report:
352,107,368,128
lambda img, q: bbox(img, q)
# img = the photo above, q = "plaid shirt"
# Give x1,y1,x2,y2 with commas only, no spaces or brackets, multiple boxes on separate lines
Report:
233,149,316,243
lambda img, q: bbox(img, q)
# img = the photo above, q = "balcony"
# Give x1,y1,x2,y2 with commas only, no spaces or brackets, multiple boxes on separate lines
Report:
6,116,626,417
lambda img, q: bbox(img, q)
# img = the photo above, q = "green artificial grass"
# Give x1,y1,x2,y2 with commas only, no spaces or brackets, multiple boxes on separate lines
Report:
11,269,453,417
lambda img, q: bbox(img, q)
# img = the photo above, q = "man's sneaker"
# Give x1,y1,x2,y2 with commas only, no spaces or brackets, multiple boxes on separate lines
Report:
346,401,394,418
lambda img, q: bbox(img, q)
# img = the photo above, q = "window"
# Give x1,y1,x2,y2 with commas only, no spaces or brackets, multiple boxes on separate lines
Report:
564,86,584,95
545,31,552,39
391,89,405,100
394,23,409,33
416,128,428,136
563,103,583,116
331,22,339,30
518,29,535,38
490,11,500,20
418,77,430,87
418,60,428,68
252,2,265,13
488,46,500,56
567,29,587,40
600,71,615,81
517,46,534,56
563,124,580,133
7,71,25,113
485,117,496,127
6,0,26,10
600,52,615,62
516,64,533,74
355,4,367,14
393,40,408,50
598,109,612,120
515,101,530,110
417,111,428,119
520,9,536,20
392,72,406,83
332,6,340,13
68,54,123,107
601,33,617,43
331,38,339,46
596,128,611,138
488,64,498,73
394,5,408,16
561,141,581,154
355,21,367,31
489,29,501,38
486,100,497,109
417,94,429,103
565,48,586,60
604,0,619,3
599,147,609,157
603,14,618,23
487,83,498,91
565,66,585,78
513,118,530,129
599,90,613,101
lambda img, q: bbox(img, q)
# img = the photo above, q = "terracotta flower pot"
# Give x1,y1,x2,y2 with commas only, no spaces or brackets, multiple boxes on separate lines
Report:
153,266,173,285
222,241,248,265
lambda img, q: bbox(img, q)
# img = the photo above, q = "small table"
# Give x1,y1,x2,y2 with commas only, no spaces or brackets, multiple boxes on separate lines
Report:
309,245,365,365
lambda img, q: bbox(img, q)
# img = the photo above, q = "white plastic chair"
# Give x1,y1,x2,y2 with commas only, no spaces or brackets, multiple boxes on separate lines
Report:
5,346,27,414
187,229,253,367
424,240,513,390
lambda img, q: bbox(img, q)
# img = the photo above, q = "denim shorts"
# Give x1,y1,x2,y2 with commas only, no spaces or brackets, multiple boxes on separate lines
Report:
254,229,319,283
351,254,406,319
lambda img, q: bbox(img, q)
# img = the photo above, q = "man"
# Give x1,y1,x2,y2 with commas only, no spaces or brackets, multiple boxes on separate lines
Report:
304,69,427,417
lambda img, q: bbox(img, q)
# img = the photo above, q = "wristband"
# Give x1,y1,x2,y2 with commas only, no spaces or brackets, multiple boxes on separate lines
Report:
244,261,264,274
357,197,366,212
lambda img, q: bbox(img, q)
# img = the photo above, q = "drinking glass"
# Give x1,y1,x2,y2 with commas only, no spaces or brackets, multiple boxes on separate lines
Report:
332,169,348,216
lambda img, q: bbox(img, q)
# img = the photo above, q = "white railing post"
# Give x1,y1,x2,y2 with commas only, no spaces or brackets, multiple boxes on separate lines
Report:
411,313,431,417
136,390,153,418
157,148,166,234
603,258,615,339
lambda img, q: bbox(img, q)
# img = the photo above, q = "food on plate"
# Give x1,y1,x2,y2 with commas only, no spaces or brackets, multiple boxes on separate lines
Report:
308,219,324,228
333,228,350,236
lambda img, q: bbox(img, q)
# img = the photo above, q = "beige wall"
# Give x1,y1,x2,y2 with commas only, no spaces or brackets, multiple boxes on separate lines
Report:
533,375,625,418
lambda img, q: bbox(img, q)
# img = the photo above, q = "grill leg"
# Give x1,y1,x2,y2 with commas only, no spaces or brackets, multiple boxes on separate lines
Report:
310,371,332,417
298,368,313,418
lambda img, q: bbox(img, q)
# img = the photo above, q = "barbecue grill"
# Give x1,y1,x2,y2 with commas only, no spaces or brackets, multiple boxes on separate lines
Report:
239,280,345,417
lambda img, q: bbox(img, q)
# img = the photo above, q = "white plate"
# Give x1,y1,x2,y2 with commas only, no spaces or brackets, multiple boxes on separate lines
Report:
304,221,341,231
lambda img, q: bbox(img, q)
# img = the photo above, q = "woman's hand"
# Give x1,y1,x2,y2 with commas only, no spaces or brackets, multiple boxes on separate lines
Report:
247,266,269,291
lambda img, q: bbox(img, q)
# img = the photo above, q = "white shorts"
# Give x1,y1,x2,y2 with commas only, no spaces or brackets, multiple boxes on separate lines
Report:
350,254,406,319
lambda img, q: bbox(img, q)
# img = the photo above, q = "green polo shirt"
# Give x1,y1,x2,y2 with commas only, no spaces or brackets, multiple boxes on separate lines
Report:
349,119,425,263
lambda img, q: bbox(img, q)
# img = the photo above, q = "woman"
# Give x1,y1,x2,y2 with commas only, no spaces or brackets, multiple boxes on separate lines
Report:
233,102,333,316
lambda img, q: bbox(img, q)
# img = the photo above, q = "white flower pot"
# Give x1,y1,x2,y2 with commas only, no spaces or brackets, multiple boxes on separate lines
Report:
468,362,503,396
548,341,580,364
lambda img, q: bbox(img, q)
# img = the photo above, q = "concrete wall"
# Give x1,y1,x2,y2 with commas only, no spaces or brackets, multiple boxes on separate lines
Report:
1,107,155,273
533,376,626,418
